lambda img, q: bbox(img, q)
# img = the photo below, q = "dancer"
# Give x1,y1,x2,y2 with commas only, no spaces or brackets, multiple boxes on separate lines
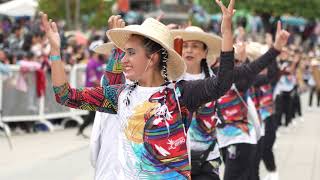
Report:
40,0,235,177
172,22,289,180
213,22,289,180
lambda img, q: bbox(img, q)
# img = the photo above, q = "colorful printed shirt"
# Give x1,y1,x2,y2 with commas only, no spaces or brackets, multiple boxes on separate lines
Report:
215,48,280,148
53,51,234,179
181,72,220,161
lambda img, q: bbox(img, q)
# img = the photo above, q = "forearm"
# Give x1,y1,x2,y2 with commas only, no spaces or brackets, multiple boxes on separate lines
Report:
221,31,233,52
180,51,234,111
50,50,68,87
103,48,125,85
53,82,122,114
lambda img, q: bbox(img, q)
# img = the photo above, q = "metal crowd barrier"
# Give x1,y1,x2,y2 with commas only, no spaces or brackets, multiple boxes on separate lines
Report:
0,64,89,135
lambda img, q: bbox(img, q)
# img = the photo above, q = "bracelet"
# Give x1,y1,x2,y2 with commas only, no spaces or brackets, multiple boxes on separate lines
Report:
49,55,61,61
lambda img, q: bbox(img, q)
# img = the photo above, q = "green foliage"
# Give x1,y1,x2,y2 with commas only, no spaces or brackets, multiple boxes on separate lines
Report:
38,0,115,29
195,0,320,19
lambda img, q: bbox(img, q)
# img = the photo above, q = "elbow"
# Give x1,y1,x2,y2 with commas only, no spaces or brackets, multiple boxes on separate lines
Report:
54,94,67,106
217,73,233,96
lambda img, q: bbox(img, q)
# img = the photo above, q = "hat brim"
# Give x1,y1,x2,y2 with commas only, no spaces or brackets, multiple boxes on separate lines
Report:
171,30,222,64
246,42,269,61
107,26,186,81
92,42,115,54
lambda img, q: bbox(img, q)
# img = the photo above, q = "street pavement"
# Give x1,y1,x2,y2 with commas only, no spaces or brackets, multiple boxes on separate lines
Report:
0,93,319,180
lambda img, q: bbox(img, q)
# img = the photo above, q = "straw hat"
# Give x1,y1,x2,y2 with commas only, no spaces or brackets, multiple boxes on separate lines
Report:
91,42,115,54
106,18,186,81
171,26,222,64
245,42,269,61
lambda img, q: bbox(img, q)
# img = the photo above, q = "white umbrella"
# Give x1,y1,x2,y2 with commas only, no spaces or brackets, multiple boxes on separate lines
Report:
0,0,38,17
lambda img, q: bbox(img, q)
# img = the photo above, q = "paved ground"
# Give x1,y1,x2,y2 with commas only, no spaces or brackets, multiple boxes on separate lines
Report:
0,93,319,180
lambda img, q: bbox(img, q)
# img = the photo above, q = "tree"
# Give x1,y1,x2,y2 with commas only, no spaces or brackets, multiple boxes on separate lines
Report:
195,0,320,19
38,0,115,30
194,0,320,31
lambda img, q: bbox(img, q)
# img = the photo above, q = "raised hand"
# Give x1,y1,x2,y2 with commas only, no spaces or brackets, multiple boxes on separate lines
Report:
39,12,60,54
108,15,125,30
235,41,247,61
215,0,235,35
273,21,290,51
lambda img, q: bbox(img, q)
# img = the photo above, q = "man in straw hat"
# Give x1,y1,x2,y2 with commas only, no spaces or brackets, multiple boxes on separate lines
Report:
39,0,235,178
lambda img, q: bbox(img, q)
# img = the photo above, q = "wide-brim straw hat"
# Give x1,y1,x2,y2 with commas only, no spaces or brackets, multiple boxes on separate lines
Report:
245,42,269,61
106,18,186,81
91,42,115,54
171,26,222,65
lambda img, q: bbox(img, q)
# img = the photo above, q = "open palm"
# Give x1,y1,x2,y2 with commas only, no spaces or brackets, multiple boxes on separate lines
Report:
39,12,61,52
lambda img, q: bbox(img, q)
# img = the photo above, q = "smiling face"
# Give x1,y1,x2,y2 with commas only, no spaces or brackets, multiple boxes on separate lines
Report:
121,35,161,81
182,40,207,70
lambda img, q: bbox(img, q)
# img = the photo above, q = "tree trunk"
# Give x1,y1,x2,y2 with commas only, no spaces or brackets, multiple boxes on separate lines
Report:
65,0,72,30
75,0,80,30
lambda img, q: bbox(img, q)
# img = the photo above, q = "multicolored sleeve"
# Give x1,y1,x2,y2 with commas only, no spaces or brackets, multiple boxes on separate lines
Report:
102,48,125,86
53,83,124,114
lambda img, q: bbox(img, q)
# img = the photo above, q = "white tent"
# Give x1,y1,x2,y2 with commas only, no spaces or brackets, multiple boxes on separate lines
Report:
0,0,38,17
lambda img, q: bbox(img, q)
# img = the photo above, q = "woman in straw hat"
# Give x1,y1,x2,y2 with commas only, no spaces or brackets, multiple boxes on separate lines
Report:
171,24,224,180
172,18,289,180
39,0,235,179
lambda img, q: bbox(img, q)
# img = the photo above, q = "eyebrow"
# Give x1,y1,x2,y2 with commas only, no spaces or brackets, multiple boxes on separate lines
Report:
124,48,136,52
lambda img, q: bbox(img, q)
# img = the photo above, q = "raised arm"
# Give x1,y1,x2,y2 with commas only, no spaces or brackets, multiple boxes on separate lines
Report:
178,0,235,112
233,21,289,91
102,15,126,86
40,12,123,114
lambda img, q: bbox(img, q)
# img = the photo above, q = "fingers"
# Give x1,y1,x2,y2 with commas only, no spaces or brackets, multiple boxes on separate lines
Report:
120,20,125,28
39,12,53,34
108,15,125,29
277,20,282,34
228,0,235,12
215,0,227,13
108,15,114,29
115,16,125,28
156,12,164,21
51,21,58,33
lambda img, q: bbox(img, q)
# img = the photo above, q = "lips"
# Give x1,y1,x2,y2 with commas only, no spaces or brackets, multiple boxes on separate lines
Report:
122,65,133,72
185,56,194,61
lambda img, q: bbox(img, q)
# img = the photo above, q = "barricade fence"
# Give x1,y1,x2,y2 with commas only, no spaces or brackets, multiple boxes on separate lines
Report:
0,64,89,135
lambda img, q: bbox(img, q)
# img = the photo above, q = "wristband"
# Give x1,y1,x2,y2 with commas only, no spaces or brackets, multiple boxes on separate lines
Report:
49,55,61,61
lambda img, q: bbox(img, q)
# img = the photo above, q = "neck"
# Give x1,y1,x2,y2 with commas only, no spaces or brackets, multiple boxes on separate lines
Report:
138,70,165,87
186,63,202,74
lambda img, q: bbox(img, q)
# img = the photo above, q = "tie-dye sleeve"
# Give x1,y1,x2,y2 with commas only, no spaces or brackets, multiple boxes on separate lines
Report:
53,83,124,114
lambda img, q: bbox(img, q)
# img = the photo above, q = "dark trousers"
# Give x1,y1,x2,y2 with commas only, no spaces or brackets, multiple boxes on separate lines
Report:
78,111,95,133
191,158,221,180
221,143,256,180
249,115,277,180
275,92,293,127
309,86,320,107
291,87,302,118
262,115,277,172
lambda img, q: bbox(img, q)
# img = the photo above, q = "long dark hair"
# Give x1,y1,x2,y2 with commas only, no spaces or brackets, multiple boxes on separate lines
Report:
199,43,210,78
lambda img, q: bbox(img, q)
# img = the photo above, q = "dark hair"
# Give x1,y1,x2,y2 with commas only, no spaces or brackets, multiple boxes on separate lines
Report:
200,59,210,78
199,42,210,78
132,34,169,82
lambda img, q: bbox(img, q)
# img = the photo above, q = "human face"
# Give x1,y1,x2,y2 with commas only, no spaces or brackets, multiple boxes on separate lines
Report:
182,40,207,69
121,35,155,81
